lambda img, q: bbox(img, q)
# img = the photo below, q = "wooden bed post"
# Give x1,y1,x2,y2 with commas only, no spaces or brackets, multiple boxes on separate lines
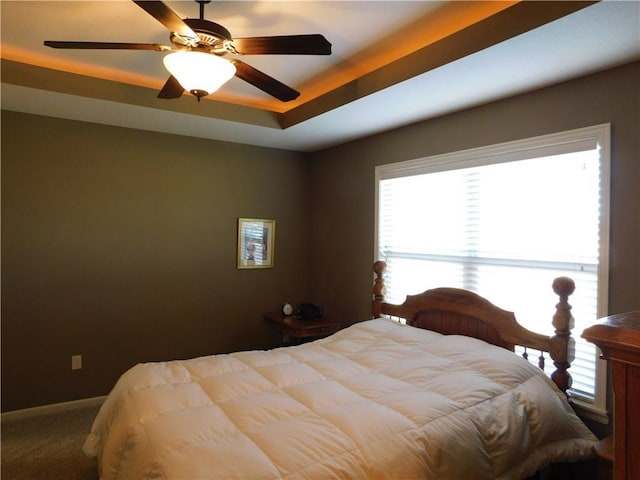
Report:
550,276,576,393
372,261,387,318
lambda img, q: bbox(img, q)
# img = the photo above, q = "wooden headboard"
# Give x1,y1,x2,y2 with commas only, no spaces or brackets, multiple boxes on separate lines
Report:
371,261,576,393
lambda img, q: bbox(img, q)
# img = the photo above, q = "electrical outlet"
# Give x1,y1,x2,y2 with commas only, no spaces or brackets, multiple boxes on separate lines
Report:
71,355,82,370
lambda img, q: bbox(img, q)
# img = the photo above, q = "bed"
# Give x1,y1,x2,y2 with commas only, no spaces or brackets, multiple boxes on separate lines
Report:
84,261,596,479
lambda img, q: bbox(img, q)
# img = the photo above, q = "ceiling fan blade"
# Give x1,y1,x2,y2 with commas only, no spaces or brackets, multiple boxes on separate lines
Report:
44,41,171,51
232,34,331,55
233,60,300,102
157,75,184,99
132,1,199,45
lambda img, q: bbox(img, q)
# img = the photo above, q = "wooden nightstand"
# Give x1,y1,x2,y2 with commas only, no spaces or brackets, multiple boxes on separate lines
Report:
264,311,343,344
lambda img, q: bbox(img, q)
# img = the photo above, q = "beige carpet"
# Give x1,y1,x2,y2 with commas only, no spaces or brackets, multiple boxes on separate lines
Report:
1,402,100,480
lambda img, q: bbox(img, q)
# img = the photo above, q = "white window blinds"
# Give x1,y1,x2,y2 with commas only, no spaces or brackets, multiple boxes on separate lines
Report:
375,124,610,416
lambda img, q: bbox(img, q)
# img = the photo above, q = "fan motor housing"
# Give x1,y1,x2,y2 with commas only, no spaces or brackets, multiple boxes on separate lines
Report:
171,18,232,53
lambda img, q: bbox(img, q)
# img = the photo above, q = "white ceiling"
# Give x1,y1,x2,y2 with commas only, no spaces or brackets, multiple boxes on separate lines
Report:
2,1,639,152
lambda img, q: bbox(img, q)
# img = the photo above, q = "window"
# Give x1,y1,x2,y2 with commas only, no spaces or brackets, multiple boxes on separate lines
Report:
375,124,610,419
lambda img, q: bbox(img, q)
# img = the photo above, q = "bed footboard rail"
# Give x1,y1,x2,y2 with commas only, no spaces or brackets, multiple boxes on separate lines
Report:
372,261,576,393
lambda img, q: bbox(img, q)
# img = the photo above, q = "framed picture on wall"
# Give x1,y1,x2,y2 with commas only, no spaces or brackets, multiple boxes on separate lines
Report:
237,218,275,269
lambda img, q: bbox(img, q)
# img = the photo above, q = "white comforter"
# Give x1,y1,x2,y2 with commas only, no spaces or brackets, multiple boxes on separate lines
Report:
84,318,596,480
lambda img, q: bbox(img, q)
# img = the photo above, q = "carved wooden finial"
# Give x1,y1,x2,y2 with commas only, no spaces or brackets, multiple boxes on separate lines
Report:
550,276,576,393
372,261,387,318
373,260,387,277
552,276,576,300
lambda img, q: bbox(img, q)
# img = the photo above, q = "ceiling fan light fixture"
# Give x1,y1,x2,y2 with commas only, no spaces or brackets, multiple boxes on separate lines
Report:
163,51,236,100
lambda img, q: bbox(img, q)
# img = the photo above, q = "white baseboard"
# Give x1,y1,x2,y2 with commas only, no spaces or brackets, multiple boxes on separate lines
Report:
1,395,106,422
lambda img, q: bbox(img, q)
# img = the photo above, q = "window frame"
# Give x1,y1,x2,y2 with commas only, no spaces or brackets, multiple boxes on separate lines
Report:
374,124,610,421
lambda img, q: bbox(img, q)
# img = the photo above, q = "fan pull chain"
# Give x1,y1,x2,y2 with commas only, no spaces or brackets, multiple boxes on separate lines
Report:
522,347,529,361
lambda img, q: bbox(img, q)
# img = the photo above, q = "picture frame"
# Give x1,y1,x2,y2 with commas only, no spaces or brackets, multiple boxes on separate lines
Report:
237,218,275,269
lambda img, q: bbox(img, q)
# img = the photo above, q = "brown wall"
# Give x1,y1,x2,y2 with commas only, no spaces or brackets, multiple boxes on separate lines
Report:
1,112,311,411
309,61,640,325
2,61,639,412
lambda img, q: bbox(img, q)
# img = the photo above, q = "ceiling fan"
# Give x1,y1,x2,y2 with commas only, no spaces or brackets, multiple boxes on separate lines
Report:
44,0,332,102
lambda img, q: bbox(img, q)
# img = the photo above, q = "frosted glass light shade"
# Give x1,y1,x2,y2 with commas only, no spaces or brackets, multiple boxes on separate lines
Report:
163,51,236,99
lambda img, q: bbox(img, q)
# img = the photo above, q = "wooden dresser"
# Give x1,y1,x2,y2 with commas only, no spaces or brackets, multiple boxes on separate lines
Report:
582,310,640,480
